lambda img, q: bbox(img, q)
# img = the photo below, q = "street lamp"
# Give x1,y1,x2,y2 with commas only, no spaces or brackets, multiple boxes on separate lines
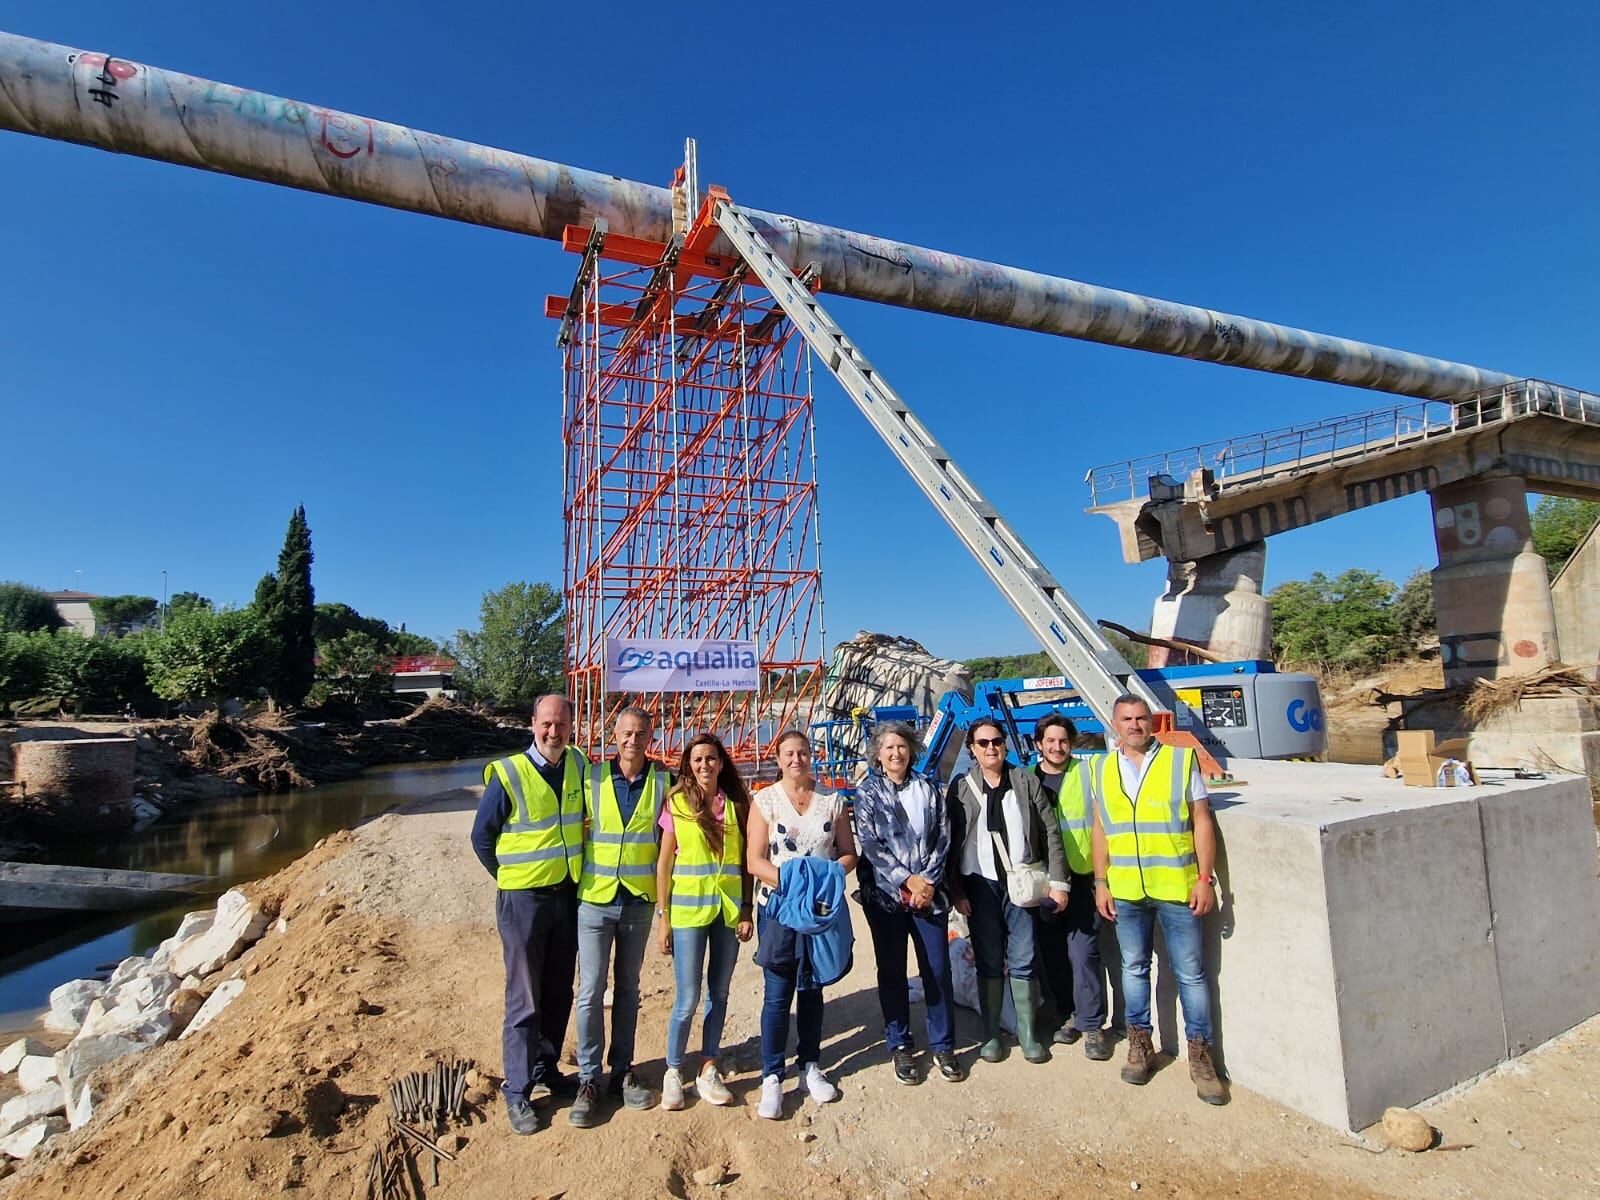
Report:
161,570,168,632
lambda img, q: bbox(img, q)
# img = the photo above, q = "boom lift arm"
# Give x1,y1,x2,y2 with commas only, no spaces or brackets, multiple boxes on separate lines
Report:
712,197,1162,735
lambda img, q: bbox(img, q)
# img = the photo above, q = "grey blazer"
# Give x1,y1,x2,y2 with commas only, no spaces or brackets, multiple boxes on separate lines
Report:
945,763,1068,896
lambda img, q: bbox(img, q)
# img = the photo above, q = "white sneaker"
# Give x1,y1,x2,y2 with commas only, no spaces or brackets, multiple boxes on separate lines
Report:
800,1062,837,1105
661,1067,685,1111
696,1063,733,1106
757,1073,783,1120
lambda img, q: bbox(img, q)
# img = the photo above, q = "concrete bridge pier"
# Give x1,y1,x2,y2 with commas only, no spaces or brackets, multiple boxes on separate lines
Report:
1429,474,1559,684
1148,541,1273,667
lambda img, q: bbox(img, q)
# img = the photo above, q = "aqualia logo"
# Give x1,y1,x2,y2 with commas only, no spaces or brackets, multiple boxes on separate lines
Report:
1286,698,1324,734
615,642,758,677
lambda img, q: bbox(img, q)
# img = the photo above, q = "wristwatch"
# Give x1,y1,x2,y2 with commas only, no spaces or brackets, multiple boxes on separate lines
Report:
654,907,666,919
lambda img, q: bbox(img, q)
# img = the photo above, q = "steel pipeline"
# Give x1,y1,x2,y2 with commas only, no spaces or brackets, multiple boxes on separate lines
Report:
0,30,1515,399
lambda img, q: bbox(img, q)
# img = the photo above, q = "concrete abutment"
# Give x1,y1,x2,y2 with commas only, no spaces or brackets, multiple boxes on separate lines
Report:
1147,541,1273,667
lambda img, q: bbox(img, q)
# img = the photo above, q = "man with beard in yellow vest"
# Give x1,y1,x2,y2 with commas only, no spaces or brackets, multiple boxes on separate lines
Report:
470,694,588,1135
568,705,671,1127
1031,713,1113,1062
1091,694,1227,1105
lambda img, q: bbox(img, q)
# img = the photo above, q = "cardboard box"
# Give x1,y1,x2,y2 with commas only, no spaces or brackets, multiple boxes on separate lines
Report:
1394,730,1477,787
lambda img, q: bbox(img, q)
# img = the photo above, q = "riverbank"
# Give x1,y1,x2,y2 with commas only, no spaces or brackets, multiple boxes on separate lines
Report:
0,700,527,851
3,787,1597,1198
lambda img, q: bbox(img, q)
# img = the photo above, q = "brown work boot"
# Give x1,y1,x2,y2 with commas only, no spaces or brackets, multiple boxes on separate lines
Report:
1188,1037,1227,1105
1121,1028,1154,1086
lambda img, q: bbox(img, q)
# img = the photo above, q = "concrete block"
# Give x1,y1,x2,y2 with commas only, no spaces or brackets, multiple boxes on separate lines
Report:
1476,779,1600,1054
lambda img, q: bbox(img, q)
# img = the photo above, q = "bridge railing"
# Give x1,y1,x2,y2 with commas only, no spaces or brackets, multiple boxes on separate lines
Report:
1085,379,1600,505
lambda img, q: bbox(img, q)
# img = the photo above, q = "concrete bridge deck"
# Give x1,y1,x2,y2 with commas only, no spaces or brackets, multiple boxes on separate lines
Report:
1090,381,1600,564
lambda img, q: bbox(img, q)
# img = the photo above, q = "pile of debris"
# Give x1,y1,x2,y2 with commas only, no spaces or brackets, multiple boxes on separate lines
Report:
0,886,275,1164
1462,662,1600,724
815,631,971,762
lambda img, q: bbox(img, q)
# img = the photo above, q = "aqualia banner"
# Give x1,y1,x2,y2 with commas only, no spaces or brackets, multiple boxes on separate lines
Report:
604,637,761,693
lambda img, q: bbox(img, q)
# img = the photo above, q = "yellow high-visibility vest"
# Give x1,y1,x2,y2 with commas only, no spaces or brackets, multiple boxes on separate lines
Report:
485,748,587,890
1094,745,1198,904
1038,756,1097,876
578,762,666,904
667,794,744,929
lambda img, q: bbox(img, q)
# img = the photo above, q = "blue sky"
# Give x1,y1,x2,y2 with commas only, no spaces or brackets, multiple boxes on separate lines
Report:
4,4,1597,661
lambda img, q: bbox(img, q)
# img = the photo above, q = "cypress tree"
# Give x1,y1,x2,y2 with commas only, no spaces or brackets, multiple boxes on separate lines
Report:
256,505,317,707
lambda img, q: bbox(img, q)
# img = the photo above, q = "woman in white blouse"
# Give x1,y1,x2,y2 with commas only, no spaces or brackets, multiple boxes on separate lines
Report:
747,729,857,1120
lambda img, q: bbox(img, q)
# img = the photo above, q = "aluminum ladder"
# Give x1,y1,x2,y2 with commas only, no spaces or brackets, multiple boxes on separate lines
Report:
713,199,1162,732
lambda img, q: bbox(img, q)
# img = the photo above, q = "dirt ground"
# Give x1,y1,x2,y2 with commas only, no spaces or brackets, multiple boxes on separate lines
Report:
5,788,1598,1200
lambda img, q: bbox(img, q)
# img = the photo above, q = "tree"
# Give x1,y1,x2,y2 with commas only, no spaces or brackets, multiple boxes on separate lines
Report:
36,629,154,715
314,602,439,656
0,631,51,715
1531,496,1600,577
390,628,440,657
254,506,317,707
1393,568,1436,646
313,631,394,709
449,582,565,706
1269,569,1405,671
88,594,158,637
0,582,65,634
145,606,273,708
168,591,213,616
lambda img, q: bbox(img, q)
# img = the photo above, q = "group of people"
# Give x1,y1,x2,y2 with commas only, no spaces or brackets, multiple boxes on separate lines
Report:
470,690,1224,1136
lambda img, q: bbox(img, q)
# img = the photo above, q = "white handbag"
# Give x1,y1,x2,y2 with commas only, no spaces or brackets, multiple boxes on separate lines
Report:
963,776,1049,907
990,831,1050,908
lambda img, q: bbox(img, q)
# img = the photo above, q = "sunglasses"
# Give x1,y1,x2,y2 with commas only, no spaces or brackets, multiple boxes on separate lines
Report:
972,737,1006,749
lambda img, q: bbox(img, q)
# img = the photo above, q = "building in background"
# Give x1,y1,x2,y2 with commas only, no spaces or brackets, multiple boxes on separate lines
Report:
48,590,99,637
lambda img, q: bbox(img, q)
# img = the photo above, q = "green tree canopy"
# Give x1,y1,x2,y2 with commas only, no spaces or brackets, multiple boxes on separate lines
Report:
1270,568,1406,671
314,602,439,656
168,591,213,616
449,582,564,707
313,631,394,709
1531,496,1600,577
1393,568,1436,645
255,505,317,708
0,631,52,715
0,582,65,634
34,629,154,714
145,607,273,708
88,594,158,637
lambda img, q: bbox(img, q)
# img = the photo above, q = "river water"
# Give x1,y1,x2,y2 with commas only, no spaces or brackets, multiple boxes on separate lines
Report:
0,756,491,1035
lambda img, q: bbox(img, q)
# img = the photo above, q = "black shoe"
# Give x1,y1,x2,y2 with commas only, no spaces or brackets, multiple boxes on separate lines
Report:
1053,1023,1083,1046
532,1070,578,1102
506,1098,539,1135
1083,1029,1113,1061
933,1051,966,1083
568,1080,600,1128
891,1047,918,1086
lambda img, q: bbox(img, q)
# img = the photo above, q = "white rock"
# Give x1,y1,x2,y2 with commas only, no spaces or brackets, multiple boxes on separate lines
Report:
0,1085,65,1138
106,955,153,991
0,1116,66,1160
107,970,179,1013
179,979,246,1041
0,1038,50,1075
169,891,266,978
16,1056,57,1094
64,1079,95,1130
54,1032,146,1100
77,999,174,1047
41,979,106,1034
151,911,215,969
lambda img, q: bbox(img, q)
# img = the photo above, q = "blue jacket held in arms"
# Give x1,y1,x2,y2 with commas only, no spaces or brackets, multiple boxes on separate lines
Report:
756,856,855,988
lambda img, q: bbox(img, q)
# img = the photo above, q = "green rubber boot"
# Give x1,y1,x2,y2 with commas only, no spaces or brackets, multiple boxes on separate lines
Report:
977,977,1007,1063
1011,977,1050,1064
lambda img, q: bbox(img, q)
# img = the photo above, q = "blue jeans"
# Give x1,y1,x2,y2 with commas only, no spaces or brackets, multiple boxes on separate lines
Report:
761,967,824,1078
1112,898,1212,1043
575,896,654,1081
962,873,1036,980
863,902,956,1053
666,920,740,1069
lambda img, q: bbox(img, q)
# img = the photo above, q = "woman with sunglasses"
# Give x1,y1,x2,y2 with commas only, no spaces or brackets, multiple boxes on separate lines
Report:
947,718,1069,1066
655,732,754,1111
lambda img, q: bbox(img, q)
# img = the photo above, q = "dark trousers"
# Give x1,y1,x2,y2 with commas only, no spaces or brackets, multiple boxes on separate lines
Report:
496,884,578,1100
863,901,956,1053
962,873,1036,980
761,967,825,1079
1035,871,1107,1032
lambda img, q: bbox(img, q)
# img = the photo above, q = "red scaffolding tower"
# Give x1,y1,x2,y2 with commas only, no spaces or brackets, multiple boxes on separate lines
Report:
549,186,827,771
